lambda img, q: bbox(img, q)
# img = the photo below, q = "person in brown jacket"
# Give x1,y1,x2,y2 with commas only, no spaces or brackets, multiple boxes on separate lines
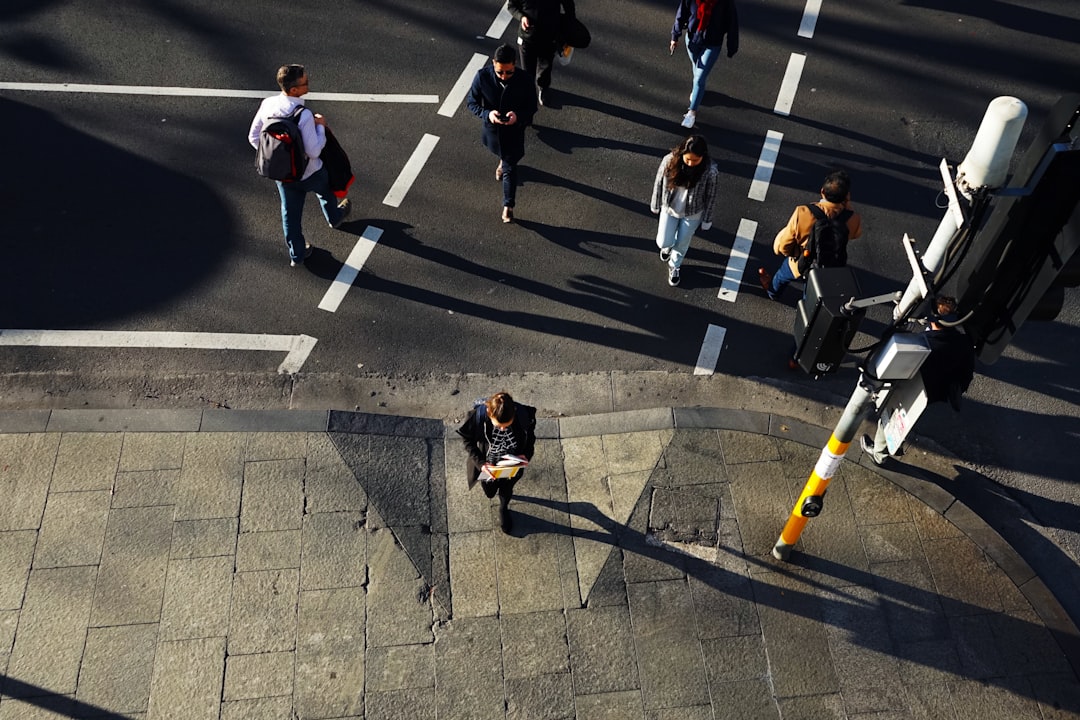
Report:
758,170,863,300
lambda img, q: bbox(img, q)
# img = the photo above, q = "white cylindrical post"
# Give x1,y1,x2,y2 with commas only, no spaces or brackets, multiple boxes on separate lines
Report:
956,97,1029,198
894,97,1028,320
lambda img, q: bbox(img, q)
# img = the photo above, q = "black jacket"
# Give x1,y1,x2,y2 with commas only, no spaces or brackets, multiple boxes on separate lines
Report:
457,402,537,487
509,0,576,43
466,64,538,164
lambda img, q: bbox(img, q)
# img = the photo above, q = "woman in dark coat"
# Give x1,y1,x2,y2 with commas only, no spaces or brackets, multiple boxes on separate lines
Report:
466,44,539,223
457,392,537,533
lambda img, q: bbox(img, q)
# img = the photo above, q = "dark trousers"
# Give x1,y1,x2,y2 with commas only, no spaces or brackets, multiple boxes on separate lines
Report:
519,39,555,91
467,458,519,507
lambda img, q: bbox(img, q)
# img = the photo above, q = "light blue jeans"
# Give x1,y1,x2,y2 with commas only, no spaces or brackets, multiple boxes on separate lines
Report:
686,37,721,111
656,211,702,269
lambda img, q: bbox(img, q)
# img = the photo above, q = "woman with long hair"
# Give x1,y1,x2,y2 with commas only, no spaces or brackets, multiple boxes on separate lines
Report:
649,135,720,286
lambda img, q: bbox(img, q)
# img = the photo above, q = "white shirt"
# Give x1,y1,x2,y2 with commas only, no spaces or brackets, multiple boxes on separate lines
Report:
667,187,690,217
248,93,325,180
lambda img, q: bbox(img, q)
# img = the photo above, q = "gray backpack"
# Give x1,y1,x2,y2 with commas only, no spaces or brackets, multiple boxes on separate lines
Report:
255,105,308,182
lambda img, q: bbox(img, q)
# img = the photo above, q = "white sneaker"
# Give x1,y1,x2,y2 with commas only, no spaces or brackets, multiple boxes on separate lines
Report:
680,111,696,129
660,247,672,262
668,267,681,286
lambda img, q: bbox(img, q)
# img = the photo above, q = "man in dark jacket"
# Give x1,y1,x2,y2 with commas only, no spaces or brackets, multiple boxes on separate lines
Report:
466,44,538,223
508,0,576,106
457,392,537,533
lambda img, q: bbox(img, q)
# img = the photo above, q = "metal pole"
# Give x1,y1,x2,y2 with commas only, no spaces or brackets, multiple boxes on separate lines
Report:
894,97,1028,320
772,375,882,560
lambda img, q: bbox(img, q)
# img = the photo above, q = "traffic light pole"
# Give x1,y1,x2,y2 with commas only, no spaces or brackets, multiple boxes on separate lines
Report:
772,375,879,561
894,97,1028,320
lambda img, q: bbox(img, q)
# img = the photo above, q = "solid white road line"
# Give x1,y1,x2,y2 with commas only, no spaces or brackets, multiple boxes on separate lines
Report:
318,226,384,313
774,53,806,116
718,218,757,303
799,0,822,38
486,2,514,39
383,134,440,208
0,82,438,103
439,53,488,117
693,324,727,376
749,130,783,202
0,329,317,375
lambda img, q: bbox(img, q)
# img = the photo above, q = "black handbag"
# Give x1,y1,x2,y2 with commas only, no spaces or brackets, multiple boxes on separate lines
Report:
558,14,591,49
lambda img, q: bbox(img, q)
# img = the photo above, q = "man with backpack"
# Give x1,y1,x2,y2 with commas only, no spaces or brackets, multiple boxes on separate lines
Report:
248,64,351,268
759,169,862,300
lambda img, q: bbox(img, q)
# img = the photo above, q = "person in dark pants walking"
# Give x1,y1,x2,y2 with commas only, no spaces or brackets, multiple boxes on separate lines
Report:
508,0,576,106
466,44,538,223
457,392,537,533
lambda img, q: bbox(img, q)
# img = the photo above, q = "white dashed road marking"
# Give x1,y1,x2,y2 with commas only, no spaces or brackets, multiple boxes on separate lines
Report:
0,330,317,375
774,53,806,116
798,0,822,38
718,218,758,303
318,226,384,313
748,130,784,202
439,53,489,117
383,134,440,208
486,3,514,39
693,324,728,376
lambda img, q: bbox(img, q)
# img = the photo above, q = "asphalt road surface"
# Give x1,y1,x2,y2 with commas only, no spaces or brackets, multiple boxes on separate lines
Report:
2,0,1080,616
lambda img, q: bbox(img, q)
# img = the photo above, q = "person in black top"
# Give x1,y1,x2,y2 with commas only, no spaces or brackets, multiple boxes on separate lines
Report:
457,392,537,533
508,0,576,107
466,44,539,223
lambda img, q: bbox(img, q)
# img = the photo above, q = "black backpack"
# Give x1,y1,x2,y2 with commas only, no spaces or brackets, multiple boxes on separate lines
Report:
797,204,853,273
255,105,309,182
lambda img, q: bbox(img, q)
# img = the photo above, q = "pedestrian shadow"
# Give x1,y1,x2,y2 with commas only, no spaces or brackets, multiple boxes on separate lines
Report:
0,676,130,719
512,491,1080,711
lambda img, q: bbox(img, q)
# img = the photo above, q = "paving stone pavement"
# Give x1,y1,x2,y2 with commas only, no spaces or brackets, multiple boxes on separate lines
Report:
0,408,1078,720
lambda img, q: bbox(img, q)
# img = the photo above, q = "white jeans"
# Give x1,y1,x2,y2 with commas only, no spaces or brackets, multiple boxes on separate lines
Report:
656,211,702,269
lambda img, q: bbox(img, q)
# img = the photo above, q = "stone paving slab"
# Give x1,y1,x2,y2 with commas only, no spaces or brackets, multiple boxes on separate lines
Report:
0,409,1078,720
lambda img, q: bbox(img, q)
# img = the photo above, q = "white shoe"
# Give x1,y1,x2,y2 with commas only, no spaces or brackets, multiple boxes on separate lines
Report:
680,111,696,129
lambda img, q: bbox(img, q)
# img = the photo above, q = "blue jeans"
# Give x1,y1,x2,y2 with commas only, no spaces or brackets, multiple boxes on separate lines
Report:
656,211,702,269
500,159,517,208
276,166,345,263
686,38,721,111
769,259,797,299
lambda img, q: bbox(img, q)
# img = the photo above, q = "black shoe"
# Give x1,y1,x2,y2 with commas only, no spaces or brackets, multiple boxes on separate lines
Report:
860,434,884,466
331,198,352,229
499,505,513,534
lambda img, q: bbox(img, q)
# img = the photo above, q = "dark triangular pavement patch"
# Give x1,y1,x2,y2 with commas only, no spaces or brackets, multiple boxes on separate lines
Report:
329,428,449,618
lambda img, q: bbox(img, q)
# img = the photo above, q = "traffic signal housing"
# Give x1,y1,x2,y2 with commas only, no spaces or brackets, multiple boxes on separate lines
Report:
955,94,1080,363
793,267,865,376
